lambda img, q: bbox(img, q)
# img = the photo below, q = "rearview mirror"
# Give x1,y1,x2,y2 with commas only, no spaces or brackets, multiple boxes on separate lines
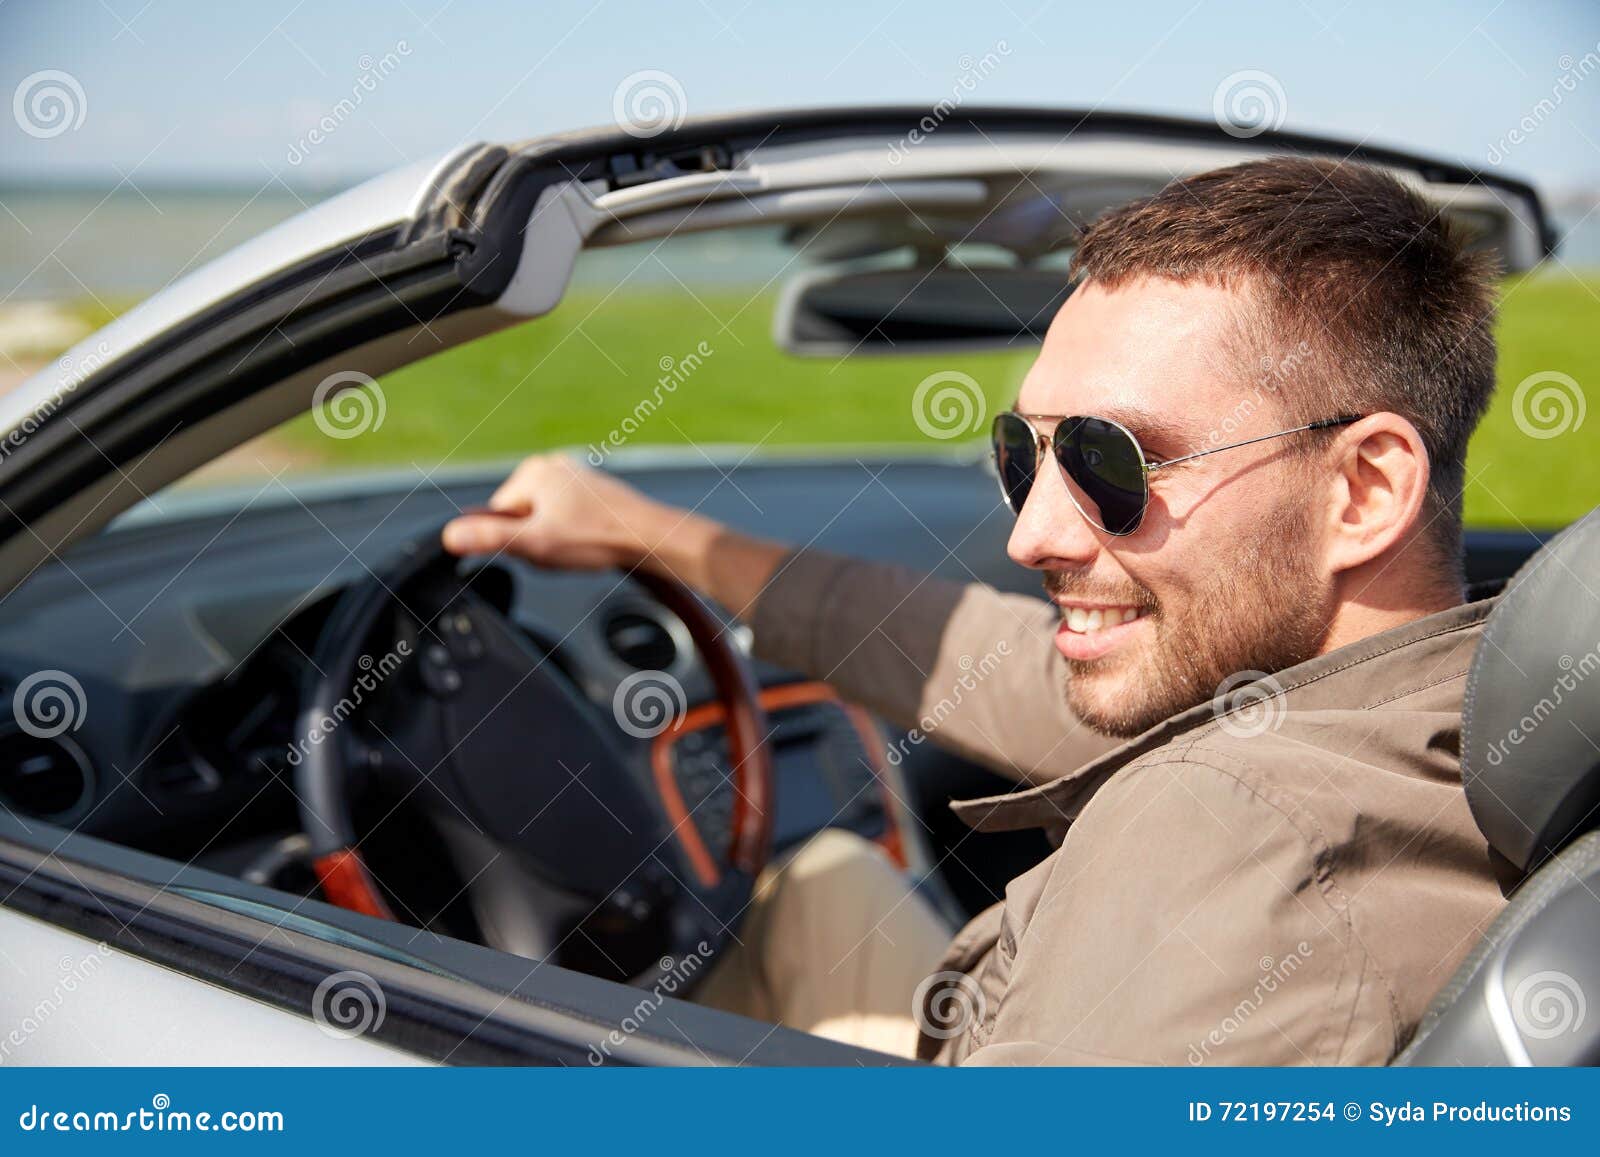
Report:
774,262,1072,357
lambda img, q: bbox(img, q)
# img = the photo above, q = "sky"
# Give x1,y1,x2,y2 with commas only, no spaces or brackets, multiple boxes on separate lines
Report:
1,0,1598,198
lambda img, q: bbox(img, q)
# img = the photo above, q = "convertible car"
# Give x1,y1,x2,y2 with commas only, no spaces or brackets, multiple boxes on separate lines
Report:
0,107,1595,1066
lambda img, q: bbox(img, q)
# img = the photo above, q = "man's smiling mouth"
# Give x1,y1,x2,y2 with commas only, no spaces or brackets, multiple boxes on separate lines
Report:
1051,599,1152,662
1059,604,1146,634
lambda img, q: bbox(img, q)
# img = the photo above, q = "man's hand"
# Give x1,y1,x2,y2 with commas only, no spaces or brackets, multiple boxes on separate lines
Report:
442,454,667,571
441,453,788,622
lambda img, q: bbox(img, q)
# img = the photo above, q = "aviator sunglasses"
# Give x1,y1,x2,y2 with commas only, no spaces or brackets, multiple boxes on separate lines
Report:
991,411,1363,535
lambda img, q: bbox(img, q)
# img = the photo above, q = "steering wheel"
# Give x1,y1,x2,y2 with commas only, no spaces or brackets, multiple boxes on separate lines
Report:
293,525,773,989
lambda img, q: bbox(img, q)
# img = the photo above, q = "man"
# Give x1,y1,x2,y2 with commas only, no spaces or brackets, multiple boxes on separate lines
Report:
443,156,1507,1065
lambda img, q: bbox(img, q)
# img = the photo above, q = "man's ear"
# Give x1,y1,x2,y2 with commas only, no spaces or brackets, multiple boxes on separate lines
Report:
1322,413,1432,576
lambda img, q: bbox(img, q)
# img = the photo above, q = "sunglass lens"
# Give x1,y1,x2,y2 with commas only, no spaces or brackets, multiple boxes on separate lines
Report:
992,413,1036,514
1055,418,1148,535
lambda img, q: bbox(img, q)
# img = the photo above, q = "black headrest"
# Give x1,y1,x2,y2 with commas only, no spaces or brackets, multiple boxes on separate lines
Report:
1464,510,1600,872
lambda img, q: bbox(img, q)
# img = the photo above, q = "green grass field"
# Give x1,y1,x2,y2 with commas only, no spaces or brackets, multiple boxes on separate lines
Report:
274,290,1041,463
39,271,1600,530
1460,273,1598,528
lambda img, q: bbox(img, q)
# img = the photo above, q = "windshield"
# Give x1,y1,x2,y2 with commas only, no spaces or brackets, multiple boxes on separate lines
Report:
162,223,1037,496
9,207,1597,532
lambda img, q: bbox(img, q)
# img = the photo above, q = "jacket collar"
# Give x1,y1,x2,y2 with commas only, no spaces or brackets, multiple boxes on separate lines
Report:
950,596,1497,834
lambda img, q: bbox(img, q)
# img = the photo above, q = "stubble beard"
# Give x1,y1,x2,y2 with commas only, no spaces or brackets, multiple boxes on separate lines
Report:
1055,507,1331,738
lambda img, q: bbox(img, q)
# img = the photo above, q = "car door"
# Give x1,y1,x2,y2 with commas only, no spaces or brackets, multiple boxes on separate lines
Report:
0,802,900,1064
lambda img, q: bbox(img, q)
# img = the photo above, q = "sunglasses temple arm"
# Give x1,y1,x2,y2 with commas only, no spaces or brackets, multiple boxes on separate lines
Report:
1145,414,1363,472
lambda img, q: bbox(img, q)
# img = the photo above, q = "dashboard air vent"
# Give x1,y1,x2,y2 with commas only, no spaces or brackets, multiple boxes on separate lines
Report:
0,727,94,820
602,609,680,671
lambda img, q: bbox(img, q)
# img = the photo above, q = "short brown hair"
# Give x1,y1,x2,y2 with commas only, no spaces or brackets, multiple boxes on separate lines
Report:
1069,156,1497,563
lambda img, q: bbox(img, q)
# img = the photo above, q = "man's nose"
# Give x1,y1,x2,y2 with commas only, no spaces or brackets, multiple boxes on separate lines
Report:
1006,466,1103,570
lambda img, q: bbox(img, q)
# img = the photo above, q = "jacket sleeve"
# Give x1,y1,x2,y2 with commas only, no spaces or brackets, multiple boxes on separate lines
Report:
959,757,1391,1066
749,548,1119,784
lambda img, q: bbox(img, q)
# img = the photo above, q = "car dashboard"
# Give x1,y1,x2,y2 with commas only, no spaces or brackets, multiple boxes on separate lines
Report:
0,457,1022,904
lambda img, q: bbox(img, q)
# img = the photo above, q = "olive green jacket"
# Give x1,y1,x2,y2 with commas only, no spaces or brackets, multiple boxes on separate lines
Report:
752,550,1505,1065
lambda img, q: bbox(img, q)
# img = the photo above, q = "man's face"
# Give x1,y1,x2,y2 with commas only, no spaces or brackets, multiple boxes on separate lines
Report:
1009,277,1335,737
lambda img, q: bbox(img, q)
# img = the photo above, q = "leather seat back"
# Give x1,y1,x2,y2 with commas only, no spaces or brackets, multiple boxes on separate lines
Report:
1399,512,1600,1066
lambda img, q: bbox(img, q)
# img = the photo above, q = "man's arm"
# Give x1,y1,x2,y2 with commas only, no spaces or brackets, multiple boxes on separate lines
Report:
443,455,1116,784
745,547,1117,783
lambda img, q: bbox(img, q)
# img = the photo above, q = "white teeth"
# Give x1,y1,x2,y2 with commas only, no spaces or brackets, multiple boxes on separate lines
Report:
1063,606,1144,633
